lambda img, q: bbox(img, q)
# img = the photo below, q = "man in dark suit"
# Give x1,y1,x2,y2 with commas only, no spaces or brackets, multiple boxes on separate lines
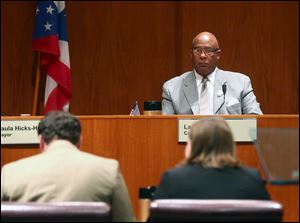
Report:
154,117,270,200
1,111,136,222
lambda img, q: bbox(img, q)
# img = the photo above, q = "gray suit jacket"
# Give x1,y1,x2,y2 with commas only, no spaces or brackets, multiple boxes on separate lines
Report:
162,67,262,115
1,140,136,222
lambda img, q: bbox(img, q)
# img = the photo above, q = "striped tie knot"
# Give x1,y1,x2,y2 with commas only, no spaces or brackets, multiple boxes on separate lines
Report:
201,78,209,92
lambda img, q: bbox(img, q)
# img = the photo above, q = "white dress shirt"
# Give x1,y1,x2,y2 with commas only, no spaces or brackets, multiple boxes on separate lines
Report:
194,68,216,115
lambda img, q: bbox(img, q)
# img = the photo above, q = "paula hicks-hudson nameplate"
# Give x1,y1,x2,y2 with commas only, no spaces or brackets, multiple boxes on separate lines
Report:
178,118,257,143
1,120,40,145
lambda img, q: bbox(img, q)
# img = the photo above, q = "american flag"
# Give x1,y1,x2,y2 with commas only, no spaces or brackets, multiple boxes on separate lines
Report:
32,1,71,114
130,101,141,116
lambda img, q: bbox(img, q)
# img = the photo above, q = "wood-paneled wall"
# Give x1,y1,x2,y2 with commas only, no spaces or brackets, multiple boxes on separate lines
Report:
1,1,299,115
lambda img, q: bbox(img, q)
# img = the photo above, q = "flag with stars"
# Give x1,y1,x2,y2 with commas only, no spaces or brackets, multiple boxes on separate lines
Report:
32,1,71,114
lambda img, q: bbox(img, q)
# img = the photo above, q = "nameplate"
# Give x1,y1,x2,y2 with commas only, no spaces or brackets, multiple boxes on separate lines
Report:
178,118,257,142
1,120,40,145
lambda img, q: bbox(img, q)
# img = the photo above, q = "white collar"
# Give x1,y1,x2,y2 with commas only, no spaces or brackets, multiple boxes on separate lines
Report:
194,67,216,85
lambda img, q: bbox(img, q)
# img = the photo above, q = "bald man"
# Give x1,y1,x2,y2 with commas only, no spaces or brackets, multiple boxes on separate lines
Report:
162,31,262,115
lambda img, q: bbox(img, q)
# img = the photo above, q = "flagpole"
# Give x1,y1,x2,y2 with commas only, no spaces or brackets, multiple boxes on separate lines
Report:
32,53,40,116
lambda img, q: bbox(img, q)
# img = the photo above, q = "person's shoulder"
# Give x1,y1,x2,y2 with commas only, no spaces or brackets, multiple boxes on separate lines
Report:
218,68,251,80
165,164,200,176
163,71,193,85
239,166,261,179
79,151,119,169
2,153,44,173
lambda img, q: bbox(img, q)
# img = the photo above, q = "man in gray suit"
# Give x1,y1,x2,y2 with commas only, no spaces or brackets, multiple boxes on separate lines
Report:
162,31,262,115
1,111,136,222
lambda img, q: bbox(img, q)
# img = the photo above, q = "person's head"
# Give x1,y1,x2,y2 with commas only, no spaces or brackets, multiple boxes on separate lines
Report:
38,111,81,149
184,117,240,168
191,31,221,77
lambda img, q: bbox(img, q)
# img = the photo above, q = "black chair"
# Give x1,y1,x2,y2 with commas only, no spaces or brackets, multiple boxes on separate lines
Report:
1,202,112,222
148,199,283,222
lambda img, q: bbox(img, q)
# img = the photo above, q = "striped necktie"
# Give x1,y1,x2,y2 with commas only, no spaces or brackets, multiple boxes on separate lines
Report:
200,78,210,114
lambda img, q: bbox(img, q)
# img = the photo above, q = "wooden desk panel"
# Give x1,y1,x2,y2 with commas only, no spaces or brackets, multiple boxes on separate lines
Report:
1,115,299,221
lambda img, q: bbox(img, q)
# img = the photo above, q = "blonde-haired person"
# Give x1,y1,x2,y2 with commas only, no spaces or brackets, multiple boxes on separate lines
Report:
154,117,270,200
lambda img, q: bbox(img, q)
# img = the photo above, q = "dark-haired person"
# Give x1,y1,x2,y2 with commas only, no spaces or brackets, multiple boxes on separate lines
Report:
1,111,136,222
162,31,262,115
154,117,270,200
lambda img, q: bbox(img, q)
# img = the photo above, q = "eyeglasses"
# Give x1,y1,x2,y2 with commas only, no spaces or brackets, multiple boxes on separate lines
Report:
192,47,219,56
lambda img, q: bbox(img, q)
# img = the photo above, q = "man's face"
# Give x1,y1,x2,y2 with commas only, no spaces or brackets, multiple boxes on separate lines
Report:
191,35,221,77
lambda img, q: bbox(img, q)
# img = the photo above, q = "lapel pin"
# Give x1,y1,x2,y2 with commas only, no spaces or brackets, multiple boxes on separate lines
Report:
217,89,223,97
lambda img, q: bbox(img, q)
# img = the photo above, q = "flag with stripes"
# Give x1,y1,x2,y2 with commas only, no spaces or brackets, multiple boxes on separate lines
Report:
32,1,71,113
130,101,141,116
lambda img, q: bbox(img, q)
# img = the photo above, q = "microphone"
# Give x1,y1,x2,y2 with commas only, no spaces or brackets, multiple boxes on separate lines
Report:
222,82,227,95
215,82,227,114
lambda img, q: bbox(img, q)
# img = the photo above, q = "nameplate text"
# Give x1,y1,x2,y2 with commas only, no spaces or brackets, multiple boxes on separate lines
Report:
1,120,40,145
178,118,257,142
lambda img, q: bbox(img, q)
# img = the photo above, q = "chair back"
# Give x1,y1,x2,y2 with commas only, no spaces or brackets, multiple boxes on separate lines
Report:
1,202,111,222
148,199,283,222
